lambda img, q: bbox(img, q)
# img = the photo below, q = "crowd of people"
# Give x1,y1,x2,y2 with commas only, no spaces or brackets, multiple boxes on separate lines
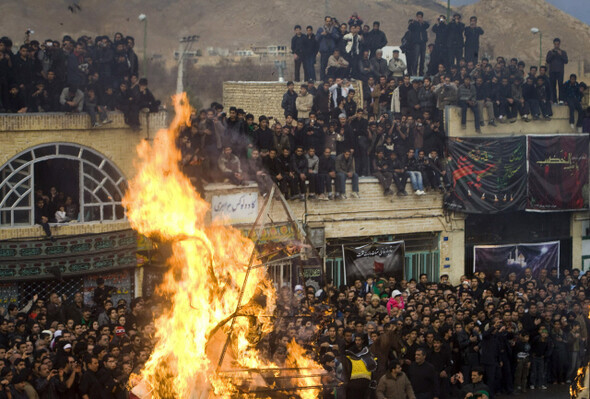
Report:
0,32,159,129
34,186,79,240
289,11,589,130
0,278,154,399
176,87,451,201
276,266,588,399
1,265,585,398
175,67,589,202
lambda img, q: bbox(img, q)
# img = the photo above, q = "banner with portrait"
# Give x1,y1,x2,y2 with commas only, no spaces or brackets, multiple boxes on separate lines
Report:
474,241,560,280
445,137,527,213
527,135,589,211
343,241,404,283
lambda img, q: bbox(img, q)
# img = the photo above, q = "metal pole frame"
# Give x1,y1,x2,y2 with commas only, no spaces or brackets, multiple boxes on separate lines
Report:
142,19,147,78
216,185,276,370
539,32,543,69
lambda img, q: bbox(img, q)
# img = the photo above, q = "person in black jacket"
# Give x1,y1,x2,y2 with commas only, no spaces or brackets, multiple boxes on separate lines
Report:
407,348,440,399
291,146,308,200
535,76,553,120
134,78,159,112
318,148,336,200
35,198,54,240
281,81,298,119
302,26,318,82
313,82,331,121
545,38,568,103
366,21,388,59
522,76,540,120
278,147,296,199
79,357,104,399
264,148,288,197
475,76,496,126
407,12,429,76
447,14,465,68
254,116,274,152
291,25,305,82
429,15,448,76
530,327,551,390
427,336,453,399
494,77,513,122
388,152,408,196
464,17,484,64
115,82,139,129
480,318,502,396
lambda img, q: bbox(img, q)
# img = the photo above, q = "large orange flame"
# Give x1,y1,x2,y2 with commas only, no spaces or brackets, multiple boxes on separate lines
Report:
124,94,321,398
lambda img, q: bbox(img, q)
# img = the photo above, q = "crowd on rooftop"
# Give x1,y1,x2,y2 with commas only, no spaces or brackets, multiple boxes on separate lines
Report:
0,32,159,129
174,10,590,203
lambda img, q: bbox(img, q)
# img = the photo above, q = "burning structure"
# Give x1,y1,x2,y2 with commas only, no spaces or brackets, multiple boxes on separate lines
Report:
123,94,325,398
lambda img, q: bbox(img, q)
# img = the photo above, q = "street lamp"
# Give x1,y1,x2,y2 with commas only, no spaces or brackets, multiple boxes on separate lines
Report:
176,35,199,94
531,27,542,69
138,14,147,78
447,0,451,20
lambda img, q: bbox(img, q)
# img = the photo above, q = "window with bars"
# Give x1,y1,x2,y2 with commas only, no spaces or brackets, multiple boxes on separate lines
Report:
0,143,127,226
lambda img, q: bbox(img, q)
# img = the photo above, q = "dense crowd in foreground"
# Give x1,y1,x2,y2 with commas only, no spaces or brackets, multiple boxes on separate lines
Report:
278,267,585,399
0,278,154,399
0,267,586,398
0,32,159,129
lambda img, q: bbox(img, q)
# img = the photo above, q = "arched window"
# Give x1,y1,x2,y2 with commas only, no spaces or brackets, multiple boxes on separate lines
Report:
0,143,127,226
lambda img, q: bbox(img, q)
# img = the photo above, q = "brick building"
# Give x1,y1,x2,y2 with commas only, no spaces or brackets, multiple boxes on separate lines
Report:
0,112,167,306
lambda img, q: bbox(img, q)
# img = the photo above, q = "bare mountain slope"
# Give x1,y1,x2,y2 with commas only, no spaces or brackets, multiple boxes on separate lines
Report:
1,0,588,70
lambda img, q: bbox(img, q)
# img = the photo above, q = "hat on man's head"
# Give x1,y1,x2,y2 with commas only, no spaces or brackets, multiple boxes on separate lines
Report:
114,326,126,337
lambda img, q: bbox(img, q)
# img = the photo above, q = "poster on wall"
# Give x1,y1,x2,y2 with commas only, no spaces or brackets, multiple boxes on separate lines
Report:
0,282,18,307
445,137,527,213
474,241,560,280
527,135,589,211
343,242,405,283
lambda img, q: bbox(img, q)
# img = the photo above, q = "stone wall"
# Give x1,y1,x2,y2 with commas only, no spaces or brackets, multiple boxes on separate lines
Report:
0,111,167,241
0,111,168,180
446,104,576,136
223,81,363,123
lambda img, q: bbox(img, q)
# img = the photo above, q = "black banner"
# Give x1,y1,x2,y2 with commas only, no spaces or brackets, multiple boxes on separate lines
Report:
344,242,404,283
527,135,589,211
445,137,527,213
474,241,560,280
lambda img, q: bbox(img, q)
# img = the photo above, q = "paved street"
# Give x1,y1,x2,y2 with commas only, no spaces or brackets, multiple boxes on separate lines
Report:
496,383,570,398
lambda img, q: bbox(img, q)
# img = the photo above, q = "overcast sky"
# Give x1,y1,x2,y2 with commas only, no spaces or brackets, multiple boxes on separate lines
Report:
451,0,590,25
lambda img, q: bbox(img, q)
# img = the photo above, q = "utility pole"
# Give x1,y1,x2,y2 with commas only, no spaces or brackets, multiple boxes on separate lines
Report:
138,14,147,78
447,0,451,20
176,35,199,95
538,32,543,69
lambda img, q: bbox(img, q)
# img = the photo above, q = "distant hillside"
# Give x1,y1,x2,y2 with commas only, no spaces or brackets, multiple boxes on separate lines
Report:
1,0,589,102
460,0,590,68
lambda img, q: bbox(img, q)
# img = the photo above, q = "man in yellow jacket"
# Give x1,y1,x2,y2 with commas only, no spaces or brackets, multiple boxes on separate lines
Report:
343,335,377,399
